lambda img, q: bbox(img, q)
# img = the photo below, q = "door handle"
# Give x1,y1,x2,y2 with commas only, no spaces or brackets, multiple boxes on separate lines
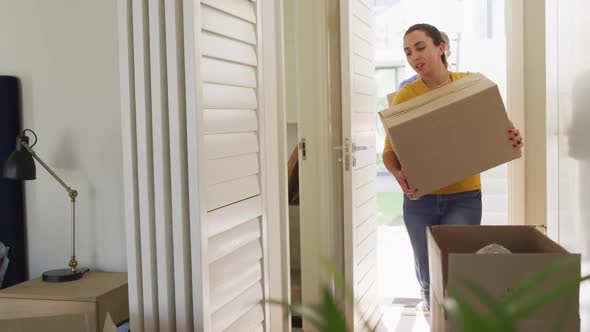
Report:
333,145,343,163
352,143,368,151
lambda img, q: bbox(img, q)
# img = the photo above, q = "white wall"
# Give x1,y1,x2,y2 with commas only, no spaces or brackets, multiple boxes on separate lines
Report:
0,1,125,277
546,0,590,328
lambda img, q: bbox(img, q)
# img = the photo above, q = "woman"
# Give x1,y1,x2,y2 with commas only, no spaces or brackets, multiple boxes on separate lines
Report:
382,23,524,312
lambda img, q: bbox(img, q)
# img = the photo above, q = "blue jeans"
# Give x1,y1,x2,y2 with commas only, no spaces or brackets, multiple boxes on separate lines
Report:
403,190,482,308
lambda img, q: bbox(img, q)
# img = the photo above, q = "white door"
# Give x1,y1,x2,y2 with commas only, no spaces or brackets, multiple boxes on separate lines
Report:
193,1,289,331
340,0,381,329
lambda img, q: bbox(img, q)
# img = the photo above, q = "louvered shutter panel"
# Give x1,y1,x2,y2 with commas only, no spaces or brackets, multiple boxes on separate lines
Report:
199,1,266,331
119,0,283,331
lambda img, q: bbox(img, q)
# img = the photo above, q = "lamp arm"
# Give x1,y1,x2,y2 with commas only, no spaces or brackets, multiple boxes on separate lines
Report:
21,141,79,272
21,142,76,197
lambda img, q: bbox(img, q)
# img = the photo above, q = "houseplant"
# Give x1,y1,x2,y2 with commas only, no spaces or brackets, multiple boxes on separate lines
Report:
269,259,376,332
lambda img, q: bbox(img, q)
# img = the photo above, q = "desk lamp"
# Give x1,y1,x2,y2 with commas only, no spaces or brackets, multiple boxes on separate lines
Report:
3,129,88,282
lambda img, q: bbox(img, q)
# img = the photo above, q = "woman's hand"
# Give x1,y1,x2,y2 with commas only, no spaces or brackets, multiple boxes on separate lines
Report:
392,169,419,199
508,128,524,149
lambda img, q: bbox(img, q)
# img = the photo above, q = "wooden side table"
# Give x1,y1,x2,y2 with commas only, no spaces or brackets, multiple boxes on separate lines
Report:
0,272,128,332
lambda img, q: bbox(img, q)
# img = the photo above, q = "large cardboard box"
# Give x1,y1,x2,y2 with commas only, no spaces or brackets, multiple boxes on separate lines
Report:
0,311,118,332
379,73,521,198
0,272,128,332
427,225,581,332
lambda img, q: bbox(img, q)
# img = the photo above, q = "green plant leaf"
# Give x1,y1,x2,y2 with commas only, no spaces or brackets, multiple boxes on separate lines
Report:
322,257,377,331
452,275,515,332
318,287,349,332
267,258,381,332
322,257,355,306
550,298,574,332
445,287,503,332
511,275,588,321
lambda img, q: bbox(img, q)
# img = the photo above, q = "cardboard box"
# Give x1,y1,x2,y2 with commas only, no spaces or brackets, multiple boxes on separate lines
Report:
427,225,581,332
0,272,128,332
379,73,521,198
0,311,118,332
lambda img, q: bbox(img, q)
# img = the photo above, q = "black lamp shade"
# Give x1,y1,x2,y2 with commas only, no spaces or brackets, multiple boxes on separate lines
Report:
3,137,36,180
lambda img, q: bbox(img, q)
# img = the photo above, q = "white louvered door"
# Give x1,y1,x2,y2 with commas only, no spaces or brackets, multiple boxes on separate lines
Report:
198,1,271,331
340,0,381,329
119,0,288,331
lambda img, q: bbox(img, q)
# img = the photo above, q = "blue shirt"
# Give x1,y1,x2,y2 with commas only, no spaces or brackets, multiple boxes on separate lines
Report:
397,74,418,90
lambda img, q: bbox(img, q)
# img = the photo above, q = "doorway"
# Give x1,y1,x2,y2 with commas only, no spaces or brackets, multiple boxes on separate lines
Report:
281,0,514,330
373,0,509,330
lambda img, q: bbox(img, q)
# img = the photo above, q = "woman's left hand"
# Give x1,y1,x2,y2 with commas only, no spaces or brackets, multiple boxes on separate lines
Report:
508,128,524,149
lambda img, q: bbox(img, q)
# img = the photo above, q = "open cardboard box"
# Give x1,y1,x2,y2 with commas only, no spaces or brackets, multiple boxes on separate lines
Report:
427,225,581,332
380,73,521,198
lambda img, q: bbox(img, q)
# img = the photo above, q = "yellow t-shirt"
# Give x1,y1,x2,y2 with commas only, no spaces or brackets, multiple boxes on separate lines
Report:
383,72,481,195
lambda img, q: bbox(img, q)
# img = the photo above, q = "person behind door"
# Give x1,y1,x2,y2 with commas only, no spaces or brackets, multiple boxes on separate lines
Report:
382,23,524,312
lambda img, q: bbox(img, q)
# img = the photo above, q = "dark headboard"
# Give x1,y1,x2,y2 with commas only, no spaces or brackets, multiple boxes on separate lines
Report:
0,76,27,286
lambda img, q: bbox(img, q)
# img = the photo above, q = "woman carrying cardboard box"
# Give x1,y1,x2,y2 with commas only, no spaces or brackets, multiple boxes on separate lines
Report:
382,23,524,312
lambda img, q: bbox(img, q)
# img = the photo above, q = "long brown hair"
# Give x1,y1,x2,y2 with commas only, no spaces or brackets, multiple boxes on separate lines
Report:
405,23,448,67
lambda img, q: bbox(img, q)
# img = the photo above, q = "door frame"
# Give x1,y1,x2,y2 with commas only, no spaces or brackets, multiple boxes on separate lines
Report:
290,0,345,329
544,0,559,241
289,0,538,328
505,0,526,226
506,0,550,230
259,0,292,331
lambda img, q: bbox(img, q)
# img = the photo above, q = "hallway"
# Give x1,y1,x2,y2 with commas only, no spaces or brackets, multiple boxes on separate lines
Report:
377,223,429,331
